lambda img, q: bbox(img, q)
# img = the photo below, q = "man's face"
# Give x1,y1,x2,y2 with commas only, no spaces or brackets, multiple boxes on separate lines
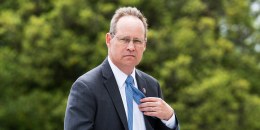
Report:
106,16,146,73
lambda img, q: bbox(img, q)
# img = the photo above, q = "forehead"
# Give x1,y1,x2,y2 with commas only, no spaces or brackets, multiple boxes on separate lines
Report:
116,16,145,37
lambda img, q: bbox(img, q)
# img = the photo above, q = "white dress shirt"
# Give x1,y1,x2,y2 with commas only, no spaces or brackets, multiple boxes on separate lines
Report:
108,57,176,130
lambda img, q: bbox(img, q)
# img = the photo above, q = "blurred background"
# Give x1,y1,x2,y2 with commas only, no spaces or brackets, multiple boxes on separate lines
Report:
0,0,260,130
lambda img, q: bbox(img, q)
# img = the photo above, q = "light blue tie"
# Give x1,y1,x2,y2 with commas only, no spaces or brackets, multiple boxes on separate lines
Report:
125,75,146,130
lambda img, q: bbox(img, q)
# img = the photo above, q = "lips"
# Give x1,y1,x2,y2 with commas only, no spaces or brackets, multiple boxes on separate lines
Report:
124,55,135,57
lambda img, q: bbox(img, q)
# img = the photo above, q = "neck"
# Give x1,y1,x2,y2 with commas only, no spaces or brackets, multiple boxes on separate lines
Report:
118,66,134,75
108,57,135,75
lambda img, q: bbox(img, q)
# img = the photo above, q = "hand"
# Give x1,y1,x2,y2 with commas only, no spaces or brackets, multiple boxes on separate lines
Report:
139,97,174,120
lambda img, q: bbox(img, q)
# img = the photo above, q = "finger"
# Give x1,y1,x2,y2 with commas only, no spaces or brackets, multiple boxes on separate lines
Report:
143,111,158,117
139,106,157,112
139,101,158,108
140,97,160,103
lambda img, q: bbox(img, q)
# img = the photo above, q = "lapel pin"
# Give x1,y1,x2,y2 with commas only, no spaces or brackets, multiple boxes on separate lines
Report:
142,88,146,94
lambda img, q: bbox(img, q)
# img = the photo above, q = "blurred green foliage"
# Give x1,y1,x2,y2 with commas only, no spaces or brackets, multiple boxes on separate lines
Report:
0,0,259,130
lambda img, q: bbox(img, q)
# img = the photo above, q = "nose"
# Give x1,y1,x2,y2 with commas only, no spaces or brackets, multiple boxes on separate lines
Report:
126,40,135,51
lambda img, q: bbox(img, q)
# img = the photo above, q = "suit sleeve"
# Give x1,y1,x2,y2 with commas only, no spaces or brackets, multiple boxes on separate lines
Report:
64,80,96,130
155,82,180,130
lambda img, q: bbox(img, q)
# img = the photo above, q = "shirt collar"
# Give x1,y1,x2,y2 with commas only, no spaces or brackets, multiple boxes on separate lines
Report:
108,56,136,89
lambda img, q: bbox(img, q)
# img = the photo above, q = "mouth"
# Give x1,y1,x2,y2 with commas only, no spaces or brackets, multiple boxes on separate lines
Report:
124,55,135,57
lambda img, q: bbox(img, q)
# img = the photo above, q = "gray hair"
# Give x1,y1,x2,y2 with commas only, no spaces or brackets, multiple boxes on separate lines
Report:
109,7,148,39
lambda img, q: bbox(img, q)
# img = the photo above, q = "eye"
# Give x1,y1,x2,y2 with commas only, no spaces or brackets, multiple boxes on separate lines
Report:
133,39,142,44
120,38,130,43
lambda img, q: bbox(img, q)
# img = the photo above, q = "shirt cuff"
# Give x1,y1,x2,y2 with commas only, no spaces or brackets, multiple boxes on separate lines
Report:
161,113,176,129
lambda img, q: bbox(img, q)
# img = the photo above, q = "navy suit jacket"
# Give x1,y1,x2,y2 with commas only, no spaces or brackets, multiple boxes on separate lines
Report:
64,58,180,130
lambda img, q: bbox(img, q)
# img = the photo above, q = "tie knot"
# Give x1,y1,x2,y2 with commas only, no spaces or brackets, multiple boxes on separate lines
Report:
125,75,134,85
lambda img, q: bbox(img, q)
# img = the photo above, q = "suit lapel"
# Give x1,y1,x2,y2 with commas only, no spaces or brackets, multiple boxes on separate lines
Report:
135,70,148,97
101,59,156,130
101,59,128,130
135,70,155,130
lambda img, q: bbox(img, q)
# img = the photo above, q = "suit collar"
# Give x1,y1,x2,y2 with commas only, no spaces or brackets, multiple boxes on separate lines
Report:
135,70,148,96
101,58,153,130
135,70,156,129
101,58,114,80
101,58,129,130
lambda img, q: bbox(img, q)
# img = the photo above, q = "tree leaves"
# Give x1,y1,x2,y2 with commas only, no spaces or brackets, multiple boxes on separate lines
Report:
0,0,259,130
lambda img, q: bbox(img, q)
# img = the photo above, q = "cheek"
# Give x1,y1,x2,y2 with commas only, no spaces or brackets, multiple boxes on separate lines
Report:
137,50,145,58
111,45,123,55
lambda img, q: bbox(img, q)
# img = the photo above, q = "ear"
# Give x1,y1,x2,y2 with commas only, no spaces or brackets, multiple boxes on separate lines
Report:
143,43,146,51
106,33,112,47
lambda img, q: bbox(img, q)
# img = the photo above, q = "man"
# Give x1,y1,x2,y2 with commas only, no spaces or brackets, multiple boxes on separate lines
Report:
64,7,180,130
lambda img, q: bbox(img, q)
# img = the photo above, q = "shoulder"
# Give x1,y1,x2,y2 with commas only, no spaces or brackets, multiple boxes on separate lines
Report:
68,64,104,100
136,69,158,84
136,69,163,97
76,65,103,86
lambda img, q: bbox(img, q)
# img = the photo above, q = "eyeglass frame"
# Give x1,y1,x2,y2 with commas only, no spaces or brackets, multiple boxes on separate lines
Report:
110,33,147,47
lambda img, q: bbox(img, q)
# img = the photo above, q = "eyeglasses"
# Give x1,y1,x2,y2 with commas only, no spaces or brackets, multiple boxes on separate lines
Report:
113,35,146,47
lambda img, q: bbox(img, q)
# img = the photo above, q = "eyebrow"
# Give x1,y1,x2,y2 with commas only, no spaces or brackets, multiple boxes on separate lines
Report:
116,35,144,39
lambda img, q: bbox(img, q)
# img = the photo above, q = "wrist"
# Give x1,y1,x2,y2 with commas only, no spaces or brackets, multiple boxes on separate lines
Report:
164,109,174,121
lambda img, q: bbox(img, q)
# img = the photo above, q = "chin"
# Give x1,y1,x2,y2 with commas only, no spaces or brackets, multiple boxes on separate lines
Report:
123,62,137,67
